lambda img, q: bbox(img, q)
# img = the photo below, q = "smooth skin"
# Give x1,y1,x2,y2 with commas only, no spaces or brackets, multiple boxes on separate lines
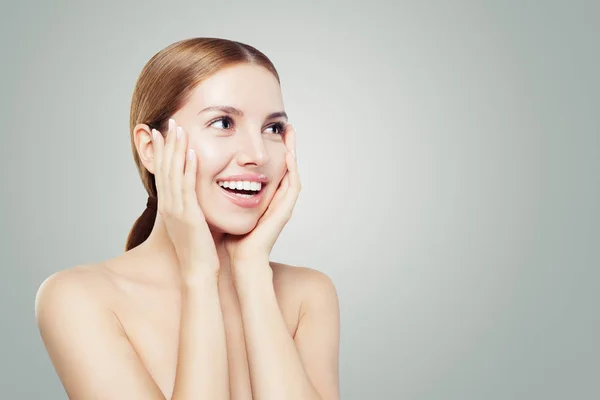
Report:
35,64,340,400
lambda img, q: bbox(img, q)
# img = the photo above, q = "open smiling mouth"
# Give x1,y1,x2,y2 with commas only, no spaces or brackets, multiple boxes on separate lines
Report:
215,176,269,208
217,180,265,198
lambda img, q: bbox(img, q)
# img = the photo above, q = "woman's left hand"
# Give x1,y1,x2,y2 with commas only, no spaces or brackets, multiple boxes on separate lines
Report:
224,124,301,272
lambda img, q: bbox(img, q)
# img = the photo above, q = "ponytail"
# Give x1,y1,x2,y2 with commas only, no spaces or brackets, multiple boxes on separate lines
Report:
125,196,158,251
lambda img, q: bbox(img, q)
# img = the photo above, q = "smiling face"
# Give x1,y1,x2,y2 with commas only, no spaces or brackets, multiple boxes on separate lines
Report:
168,63,289,235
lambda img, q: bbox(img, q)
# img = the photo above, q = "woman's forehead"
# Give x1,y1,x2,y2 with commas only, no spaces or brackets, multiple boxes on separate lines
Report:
190,64,283,108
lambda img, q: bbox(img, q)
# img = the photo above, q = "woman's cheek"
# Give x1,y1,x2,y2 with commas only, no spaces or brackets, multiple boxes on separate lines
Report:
194,136,220,160
193,135,230,180
185,125,220,160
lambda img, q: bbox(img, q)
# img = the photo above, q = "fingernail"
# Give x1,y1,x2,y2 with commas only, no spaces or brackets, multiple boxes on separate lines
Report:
169,118,175,130
151,129,157,141
187,148,195,160
177,126,182,140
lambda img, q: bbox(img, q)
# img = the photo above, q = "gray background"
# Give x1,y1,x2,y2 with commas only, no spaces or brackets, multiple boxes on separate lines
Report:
1,0,598,399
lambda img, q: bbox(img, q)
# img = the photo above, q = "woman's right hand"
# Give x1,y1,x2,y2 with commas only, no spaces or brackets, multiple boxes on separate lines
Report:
152,118,220,283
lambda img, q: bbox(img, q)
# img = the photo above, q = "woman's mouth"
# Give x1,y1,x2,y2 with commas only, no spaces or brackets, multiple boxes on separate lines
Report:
218,180,263,197
216,180,265,208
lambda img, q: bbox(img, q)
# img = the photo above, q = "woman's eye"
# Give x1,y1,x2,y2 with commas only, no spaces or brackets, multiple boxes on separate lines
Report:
209,117,233,130
266,123,286,135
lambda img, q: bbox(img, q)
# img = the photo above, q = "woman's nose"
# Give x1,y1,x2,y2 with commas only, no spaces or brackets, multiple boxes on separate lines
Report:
235,130,270,167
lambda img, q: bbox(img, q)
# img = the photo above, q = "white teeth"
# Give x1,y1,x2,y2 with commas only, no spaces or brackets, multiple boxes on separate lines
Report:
217,180,262,191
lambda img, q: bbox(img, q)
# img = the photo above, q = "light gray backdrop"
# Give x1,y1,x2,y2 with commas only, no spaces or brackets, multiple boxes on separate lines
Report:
1,0,598,399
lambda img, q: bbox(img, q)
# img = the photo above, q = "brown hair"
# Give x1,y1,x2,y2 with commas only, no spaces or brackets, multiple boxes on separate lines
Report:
125,37,280,251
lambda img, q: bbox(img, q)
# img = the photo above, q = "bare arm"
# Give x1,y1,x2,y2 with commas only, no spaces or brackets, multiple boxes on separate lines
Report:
234,264,340,400
35,268,229,400
223,124,339,398
172,271,229,399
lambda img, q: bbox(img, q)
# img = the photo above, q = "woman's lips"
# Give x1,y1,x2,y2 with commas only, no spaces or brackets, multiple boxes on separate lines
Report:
218,184,264,208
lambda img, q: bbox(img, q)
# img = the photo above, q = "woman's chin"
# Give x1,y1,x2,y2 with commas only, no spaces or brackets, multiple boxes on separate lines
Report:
208,218,258,236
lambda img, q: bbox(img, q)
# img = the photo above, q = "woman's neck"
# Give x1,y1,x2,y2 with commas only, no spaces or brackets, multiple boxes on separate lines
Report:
137,213,235,288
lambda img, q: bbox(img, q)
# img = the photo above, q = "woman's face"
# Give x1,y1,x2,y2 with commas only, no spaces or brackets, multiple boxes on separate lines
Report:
169,64,289,235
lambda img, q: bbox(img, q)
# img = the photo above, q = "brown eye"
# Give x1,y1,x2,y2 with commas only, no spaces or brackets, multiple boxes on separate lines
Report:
210,116,234,130
266,122,286,135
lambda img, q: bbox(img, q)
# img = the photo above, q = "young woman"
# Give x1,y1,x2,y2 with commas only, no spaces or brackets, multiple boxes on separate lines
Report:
35,37,340,400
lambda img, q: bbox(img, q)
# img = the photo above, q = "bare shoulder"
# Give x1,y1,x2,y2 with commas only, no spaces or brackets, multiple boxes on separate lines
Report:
35,263,119,328
34,263,167,399
270,261,334,284
270,261,338,303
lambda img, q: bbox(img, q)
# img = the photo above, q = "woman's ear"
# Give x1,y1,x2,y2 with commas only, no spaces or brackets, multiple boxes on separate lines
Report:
133,123,156,174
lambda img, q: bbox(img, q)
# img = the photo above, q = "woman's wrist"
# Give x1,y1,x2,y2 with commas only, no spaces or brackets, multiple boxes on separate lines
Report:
232,260,273,293
180,265,221,289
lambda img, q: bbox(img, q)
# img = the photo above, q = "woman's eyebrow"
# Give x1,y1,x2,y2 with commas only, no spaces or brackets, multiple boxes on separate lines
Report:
198,105,288,121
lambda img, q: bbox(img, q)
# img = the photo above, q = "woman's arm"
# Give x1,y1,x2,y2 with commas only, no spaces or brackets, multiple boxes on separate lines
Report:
233,263,340,400
35,267,229,400
173,270,229,399
224,125,340,399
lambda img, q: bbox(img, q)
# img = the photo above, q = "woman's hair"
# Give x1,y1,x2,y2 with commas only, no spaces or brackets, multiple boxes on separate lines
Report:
125,37,280,251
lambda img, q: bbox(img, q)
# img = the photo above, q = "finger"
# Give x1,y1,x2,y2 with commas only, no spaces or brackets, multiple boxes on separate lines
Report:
152,129,165,204
261,171,288,220
170,124,186,213
161,118,177,209
279,168,291,193
286,125,301,191
260,139,294,221
183,146,199,215
284,123,296,159
274,151,300,221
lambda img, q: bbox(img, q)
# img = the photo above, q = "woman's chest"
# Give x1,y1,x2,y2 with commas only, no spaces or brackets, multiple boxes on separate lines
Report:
114,285,300,400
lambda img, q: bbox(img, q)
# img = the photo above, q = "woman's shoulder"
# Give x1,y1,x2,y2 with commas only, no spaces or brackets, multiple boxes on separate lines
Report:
270,261,337,299
270,261,332,281
34,260,124,323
